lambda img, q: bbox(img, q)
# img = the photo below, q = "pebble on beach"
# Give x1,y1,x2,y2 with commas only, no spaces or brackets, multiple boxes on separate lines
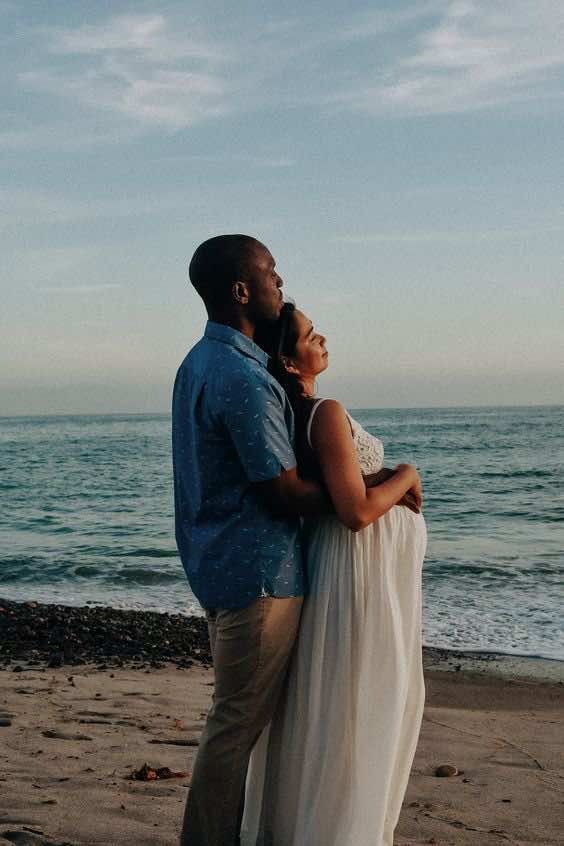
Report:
435,764,459,777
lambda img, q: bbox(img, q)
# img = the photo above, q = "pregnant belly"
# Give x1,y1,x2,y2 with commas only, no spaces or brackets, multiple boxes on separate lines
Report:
305,505,427,554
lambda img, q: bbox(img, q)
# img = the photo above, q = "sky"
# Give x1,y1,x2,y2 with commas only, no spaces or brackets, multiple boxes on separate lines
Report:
1,0,563,414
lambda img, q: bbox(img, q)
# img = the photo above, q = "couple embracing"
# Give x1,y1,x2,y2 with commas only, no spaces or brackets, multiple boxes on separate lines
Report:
172,234,427,846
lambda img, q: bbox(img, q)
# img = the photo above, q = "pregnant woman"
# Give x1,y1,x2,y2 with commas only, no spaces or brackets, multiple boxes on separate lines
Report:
241,303,427,846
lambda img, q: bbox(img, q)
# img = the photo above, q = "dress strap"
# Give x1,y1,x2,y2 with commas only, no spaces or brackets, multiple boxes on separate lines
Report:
306,398,327,449
306,399,355,449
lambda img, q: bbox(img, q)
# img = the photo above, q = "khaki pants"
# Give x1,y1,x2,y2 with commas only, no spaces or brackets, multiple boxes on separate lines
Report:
180,596,303,846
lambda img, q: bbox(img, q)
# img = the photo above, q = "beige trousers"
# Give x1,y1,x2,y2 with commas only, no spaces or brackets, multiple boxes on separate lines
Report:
180,596,303,846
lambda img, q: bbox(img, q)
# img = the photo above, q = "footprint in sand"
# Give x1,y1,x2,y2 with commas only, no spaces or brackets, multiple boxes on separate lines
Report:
41,730,92,742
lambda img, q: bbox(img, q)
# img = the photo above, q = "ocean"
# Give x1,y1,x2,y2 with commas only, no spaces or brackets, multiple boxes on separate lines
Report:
1,407,562,661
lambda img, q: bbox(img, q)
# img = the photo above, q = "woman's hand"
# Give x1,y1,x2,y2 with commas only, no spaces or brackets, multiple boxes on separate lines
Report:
395,464,422,511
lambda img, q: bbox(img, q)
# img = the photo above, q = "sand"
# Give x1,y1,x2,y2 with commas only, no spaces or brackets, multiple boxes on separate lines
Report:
1,655,563,846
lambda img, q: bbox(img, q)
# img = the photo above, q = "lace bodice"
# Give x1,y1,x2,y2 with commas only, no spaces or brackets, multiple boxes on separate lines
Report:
348,414,385,475
306,400,385,475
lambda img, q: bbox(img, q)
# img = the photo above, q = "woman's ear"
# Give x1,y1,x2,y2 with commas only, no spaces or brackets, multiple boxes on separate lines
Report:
282,357,301,377
232,280,249,305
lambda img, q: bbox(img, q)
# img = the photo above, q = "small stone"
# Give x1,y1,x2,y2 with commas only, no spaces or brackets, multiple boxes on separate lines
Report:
435,764,458,777
13,665,24,673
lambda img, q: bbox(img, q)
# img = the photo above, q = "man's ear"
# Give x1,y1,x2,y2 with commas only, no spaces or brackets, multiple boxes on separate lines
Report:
232,280,249,305
282,357,301,377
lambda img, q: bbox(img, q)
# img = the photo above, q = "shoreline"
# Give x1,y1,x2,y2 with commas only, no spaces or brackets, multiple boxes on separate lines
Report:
1,597,562,683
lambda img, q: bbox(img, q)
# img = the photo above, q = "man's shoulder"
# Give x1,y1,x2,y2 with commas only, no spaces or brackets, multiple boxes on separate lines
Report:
175,335,287,407
175,335,227,380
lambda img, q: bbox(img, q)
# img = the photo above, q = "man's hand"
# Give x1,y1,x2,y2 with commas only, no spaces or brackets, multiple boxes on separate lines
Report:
364,467,422,514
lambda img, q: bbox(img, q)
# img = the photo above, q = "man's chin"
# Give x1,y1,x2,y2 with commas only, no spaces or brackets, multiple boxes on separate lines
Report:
265,306,283,323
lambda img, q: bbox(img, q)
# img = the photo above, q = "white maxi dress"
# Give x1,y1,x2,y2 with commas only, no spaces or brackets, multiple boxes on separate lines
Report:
241,401,427,846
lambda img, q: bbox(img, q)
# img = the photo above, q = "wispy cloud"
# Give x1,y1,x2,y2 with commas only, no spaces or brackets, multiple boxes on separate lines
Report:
0,188,195,228
50,13,222,62
31,283,122,294
336,223,564,244
337,1,445,41
9,1,564,141
20,13,232,130
331,0,564,115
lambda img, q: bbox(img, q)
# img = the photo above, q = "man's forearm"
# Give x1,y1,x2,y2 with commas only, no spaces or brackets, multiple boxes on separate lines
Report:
364,468,394,488
282,475,332,518
257,464,419,522
255,468,332,519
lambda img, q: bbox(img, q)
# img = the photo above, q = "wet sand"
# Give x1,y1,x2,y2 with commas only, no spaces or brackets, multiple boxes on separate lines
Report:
1,600,562,845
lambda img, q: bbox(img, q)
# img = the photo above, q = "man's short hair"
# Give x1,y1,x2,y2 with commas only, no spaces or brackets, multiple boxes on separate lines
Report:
189,234,261,309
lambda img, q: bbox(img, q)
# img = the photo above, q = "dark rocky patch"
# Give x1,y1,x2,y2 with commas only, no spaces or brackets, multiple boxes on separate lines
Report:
0,598,211,669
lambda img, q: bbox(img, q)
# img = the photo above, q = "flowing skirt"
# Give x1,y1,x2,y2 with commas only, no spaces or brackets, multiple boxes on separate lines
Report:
241,506,427,846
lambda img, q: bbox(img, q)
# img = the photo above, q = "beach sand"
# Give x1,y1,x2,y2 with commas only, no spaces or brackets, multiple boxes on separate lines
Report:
1,602,563,845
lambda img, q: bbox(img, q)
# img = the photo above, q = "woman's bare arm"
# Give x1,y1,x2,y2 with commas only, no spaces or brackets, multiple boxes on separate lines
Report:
364,468,421,512
310,400,420,532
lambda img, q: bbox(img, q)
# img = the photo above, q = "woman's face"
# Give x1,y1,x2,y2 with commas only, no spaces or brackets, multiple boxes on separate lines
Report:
286,309,329,379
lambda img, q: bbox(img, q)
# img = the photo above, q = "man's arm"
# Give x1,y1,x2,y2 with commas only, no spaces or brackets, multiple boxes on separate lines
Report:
254,467,332,518
256,466,421,520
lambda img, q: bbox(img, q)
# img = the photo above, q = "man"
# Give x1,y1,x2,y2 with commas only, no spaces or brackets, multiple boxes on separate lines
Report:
173,234,329,846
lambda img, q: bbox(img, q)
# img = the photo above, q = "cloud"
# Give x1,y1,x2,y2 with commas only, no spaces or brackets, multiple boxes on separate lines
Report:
0,188,195,228
50,13,222,62
337,1,446,41
31,283,122,294
20,13,232,130
10,1,564,140
335,223,564,244
0,124,144,152
330,0,564,115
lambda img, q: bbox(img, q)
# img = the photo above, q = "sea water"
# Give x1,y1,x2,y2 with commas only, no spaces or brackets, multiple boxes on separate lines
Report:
1,407,562,660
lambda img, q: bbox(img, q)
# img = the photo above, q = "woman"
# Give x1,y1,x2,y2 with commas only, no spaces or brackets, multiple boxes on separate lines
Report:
241,303,427,846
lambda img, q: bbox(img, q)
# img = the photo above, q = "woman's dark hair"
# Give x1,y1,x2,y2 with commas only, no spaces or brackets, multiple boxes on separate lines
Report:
255,302,321,480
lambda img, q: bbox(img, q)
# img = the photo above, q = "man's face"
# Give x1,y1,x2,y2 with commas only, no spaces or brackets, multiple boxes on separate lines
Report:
244,244,284,323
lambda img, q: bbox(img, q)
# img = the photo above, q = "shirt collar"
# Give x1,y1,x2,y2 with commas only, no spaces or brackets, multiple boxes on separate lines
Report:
204,320,269,368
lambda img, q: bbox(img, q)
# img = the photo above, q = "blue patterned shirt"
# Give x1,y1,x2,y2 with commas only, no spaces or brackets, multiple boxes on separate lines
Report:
172,321,304,609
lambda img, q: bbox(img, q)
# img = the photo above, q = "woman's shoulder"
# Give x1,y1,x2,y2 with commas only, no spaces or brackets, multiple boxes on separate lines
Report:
307,398,351,447
311,398,347,420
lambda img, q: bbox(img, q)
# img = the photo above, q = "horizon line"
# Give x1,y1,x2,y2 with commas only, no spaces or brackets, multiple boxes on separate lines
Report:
1,402,563,420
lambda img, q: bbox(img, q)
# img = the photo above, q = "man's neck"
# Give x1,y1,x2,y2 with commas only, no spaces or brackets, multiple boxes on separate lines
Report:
207,312,255,339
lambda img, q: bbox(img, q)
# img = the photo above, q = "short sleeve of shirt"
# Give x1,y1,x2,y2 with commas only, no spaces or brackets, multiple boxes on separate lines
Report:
217,369,297,482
